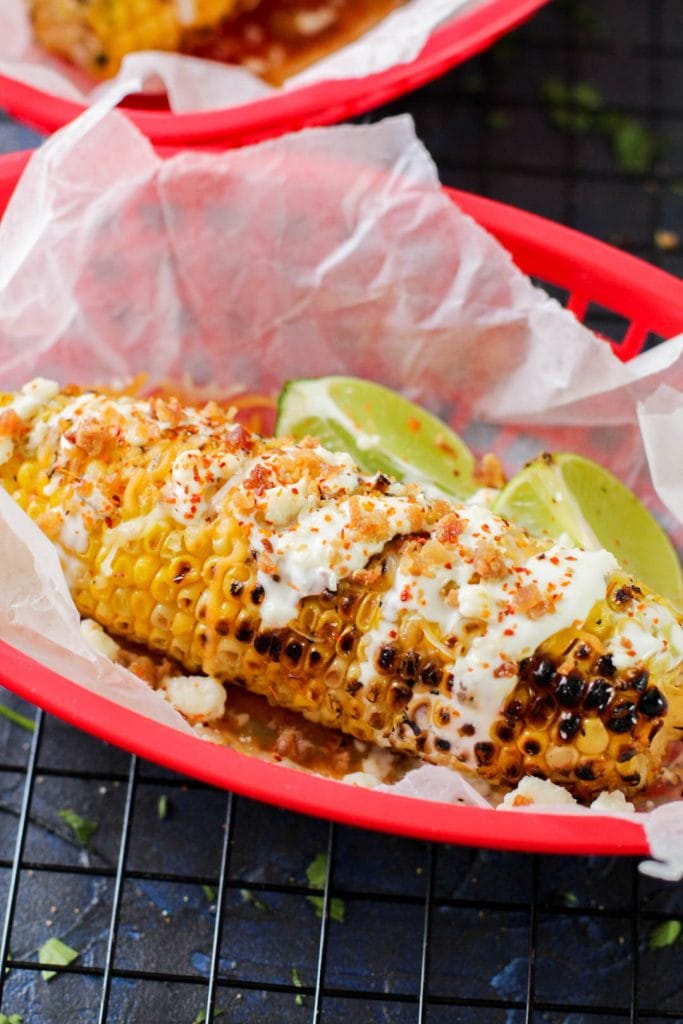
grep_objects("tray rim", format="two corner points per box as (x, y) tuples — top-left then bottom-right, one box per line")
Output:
(1, 158), (682, 857)
(0, 0), (550, 146)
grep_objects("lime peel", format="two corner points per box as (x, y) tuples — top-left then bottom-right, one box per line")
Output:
(276, 376), (478, 500)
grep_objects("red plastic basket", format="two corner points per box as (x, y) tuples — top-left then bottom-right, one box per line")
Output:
(1, 150), (682, 857)
(0, 0), (549, 147)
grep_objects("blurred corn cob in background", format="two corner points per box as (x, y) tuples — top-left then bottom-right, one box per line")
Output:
(28, 0), (248, 77)
(2, 379), (683, 803)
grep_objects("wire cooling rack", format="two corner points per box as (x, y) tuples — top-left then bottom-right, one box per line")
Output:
(1, 1), (683, 1021)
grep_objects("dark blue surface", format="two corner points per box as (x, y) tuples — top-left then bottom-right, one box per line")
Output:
(1, 1), (683, 1021)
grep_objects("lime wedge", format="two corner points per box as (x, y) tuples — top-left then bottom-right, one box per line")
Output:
(493, 452), (683, 606)
(276, 376), (478, 499)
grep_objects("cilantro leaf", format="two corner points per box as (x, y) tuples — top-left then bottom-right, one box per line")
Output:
(38, 937), (79, 981)
(192, 1009), (225, 1023)
(239, 888), (269, 912)
(0, 705), (35, 733)
(648, 919), (682, 950)
(0, 1013), (23, 1024)
(57, 809), (98, 848)
(202, 885), (216, 904)
(157, 795), (170, 821)
(305, 853), (344, 923)
(291, 966), (304, 1006)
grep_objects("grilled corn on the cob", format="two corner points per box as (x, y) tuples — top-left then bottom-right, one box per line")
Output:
(2, 379), (683, 802)
(29, 0), (245, 77)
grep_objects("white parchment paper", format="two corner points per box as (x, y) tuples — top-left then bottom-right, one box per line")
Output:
(1, 106), (683, 875)
(0, 0), (484, 114)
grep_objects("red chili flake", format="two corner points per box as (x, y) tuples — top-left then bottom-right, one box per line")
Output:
(550, 556), (560, 565)
(445, 562), (452, 570)
(407, 417), (421, 432)
(389, 629), (398, 639)
(262, 537), (274, 553)
(503, 628), (515, 636)
(400, 586), (412, 602)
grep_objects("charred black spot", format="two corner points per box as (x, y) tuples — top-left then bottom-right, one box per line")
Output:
(523, 738), (541, 756)
(254, 633), (271, 655)
(629, 669), (650, 694)
(250, 584), (265, 605)
(613, 586), (634, 605)
(309, 649), (322, 666)
(584, 679), (612, 712)
(389, 682), (412, 705)
(215, 619), (230, 637)
(576, 761), (596, 781)
(459, 723), (475, 737)
(505, 699), (524, 721)
(229, 580), (244, 597)
(435, 738), (451, 752)
(595, 654), (616, 677)
(374, 473), (392, 492)
(401, 652), (420, 678)
(284, 640), (303, 663)
(421, 662), (441, 688)
(269, 636), (283, 661)
(377, 645), (396, 672)
(321, 588), (336, 602)
(339, 631), (356, 654)
(474, 742), (495, 766)
(346, 679), (363, 695)
(403, 715), (422, 737)
(558, 714), (581, 741)
(617, 745), (637, 763)
(639, 686), (667, 718)
(532, 658), (557, 687)
(496, 724), (515, 743)
(235, 622), (253, 643)
(555, 674), (584, 708)
(607, 702), (638, 734)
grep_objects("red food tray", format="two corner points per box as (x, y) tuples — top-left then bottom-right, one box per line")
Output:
(0, 0), (548, 147)
(1, 149), (682, 857)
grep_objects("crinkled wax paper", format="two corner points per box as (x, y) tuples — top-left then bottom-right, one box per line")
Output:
(2, 106), (683, 876)
(1, 0), (482, 113)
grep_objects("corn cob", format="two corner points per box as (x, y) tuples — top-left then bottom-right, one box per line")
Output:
(2, 378), (683, 802)
(29, 0), (245, 78)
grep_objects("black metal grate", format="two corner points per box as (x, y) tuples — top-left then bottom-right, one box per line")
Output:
(1, 1), (683, 1021)
(3, 688), (683, 1022)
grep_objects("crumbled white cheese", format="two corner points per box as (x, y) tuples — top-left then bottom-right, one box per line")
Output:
(590, 790), (635, 814)
(499, 776), (578, 808)
(80, 619), (121, 661)
(10, 378), (59, 421)
(163, 674), (227, 723)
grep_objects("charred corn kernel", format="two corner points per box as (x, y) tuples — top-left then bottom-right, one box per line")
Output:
(3, 379), (683, 803)
(29, 0), (244, 78)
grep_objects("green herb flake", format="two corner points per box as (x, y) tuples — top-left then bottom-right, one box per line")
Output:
(305, 853), (345, 923)
(0, 704), (35, 733)
(0, 1013), (23, 1024)
(202, 885), (216, 904)
(192, 1009), (225, 1024)
(610, 117), (659, 176)
(648, 919), (682, 950)
(556, 889), (579, 907)
(57, 809), (98, 848)
(239, 888), (269, 912)
(157, 794), (170, 821)
(292, 966), (304, 1006)
(38, 937), (79, 981)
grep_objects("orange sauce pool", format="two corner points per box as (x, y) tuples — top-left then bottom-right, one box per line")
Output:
(183, 0), (408, 85)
